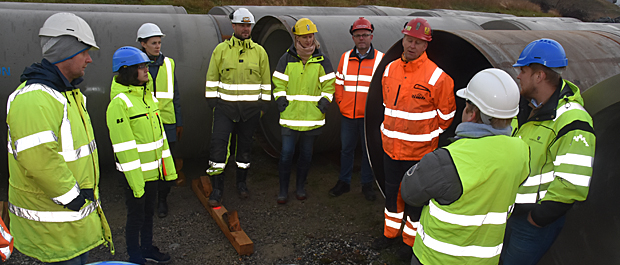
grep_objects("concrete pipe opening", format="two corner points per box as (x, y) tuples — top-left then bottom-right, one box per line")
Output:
(0, 1), (187, 14)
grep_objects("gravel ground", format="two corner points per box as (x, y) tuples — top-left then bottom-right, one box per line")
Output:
(2, 142), (410, 265)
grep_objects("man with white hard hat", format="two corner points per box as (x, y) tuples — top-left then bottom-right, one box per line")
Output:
(6, 12), (113, 264)
(401, 68), (530, 265)
(205, 8), (270, 206)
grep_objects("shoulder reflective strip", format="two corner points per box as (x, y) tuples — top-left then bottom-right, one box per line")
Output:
(319, 72), (336, 83)
(384, 61), (394, 77)
(141, 160), (160, 171)
(521, 171), (554, 187)
(236, 161), (250, 169)
(260, 84), (272, 91)
(554, 102), (587, 121)
(335, 79), (345, 85)
(136, 139), (164, 153)
(155, 57), (174, 99)
(437, 109), (456, 120)
(273, 71), (289, 82)
(385, 108), (437, 121)
(273, 91), (287, 98)
(152, 93), (159, 103)
(116, 160), (141, 172)
(428, 202), (508, 226)
(113, 140), (137, 153)
(114, 93), (133, 108)
(554, 153), (593, 167)
(342, 51), (351, 78)
(287, 95), (322, 102)
(381, 123), (442, 142)
(344, 86), (369, 93)
(385, 219), (402, 229)
(220, 83), (262, 91)
(218, 93), (261, 102)
(51, 182), (80, 205)
(9, 200), (98, 223)
(418, 224), (503, 258)
(60, 140), (97, 162)
(279, 119), (325, 127)
(555, 172), (591, 187)
(14, 130), (57, 153)
(372, 52), (384, 76)
(7, 84), (67, 113)
(205, 91), (218, 98)
(209, 160), (226, 169)
(428, 68), (444, 86)
(205, 81), (221, 88)
(0, 246), (11, 261)
(82, 94), (87, 108)
(162, 149), (171, 158)
(321, 92), (334, 101)
(261, 94), (271, 101)
(384, 208), (404, 219)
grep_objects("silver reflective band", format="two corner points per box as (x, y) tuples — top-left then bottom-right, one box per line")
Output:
(381, 123), (443, 142)
(554, 101), (587, 121)
(521, 171), (554, 187)
(0, 246), (10, 261)
(116, 160), (141, 172)
(273, 91), (287, 98)
(418, 223), (503, 258)
(60, 140), (97, 162)
(261, 94), (271, 101)
(515, 190), (547, 204)
(279, 119), (325, 127)
(319, 72), (336, 83)
(556, 172), (591, 187)
(384, 208), (404, 219)
(9, 200), (99, 223)
(321, 92), (334, 101)
(385, 108), (437, 121)
(437, 109), (456, 120)
(385, 219), (401, 229)
(136, 139), (164, 152)
(428, 68), (444, 86)
(220, 83), (262, 91)
(51, 182), (80, 206)
(114, 93), (133, 108)
(273, 71), (289, 82)
(205, 91), (218, 98)
(286, 95), (322, 102)
(554, 153), (593, 167)
(428, 202), (508, 226)
(206, 81), (220, 88)
(141, 160), (160, 171)
(155, 57), (174, 99)
(113, 140), (137, 153)
(218, 93), (261, 102)
(343, 86), (369, 93)
(162, 149), (171, 158)
(209, 160), (226, 169)
(236, 161), (250, 169)
(383, 61), (394, 77)
(13, 130), (57, 153)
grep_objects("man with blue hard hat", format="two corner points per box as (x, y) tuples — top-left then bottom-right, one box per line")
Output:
(500, 38), (596, 264)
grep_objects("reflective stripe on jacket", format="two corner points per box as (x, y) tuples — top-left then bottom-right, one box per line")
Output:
(335, 46), (383, 119)
(513, 80), (594, 205)
(151, 56), (177, 124)
(381, 52), (456, 161)
(272, 45), (336, 131)
(106, 77), (177, 198)
(205, 35), (271, 121)
(414, 135), (529, 264)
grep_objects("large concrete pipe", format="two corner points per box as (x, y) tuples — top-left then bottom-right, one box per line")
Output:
(480, 17), (620, 31)
(0, 9), (223, 179)
(365, 30), (620, 194)
(410, 8), (515, 18)
(209, 5), (385, 22)
(0, 1), (187, 14)
(251, 15), (483, 156)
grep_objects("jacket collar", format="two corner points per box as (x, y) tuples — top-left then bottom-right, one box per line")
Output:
(287, 44), (325, 62)
(227, 35), (256, 49)
(148, 52), (165, 66)
(520, 78), (574, 123)
(400, 51), (428, 70)
(21, 59), (82, 92)
(110, 76), (150, 99)
(348, 44), (376, 60)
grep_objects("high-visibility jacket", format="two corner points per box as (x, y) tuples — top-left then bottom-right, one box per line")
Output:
(335, 46), (384, 119)
(0, 209), (13, 262)
(106, 76), (177, 198)
(6, 60), (113, 262)
(272, 45), (336, 131)
(381, 52), (455, 161)
(513, 80), (594, 217)
(414, 136), (529, 265)
(149, 54), (181, 126)
(205, 35), (271, 121)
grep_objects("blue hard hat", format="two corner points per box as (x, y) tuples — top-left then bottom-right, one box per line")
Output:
(86, 261), (139, 265)
(513, 38), (568, 68)
(112, 46), (149, 72)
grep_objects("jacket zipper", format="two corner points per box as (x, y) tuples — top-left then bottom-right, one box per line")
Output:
(394, 85), (401, 106)
(354, 57), (362, 118)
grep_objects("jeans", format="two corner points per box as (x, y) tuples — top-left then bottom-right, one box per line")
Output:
(339, 115), (373, 185)
(46, 252), (89, 265)
(500, 213), (566, 265)
(125, 180), (158, 261)
(279, 128), (319, 195)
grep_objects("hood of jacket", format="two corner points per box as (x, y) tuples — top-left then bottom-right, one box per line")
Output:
(225, 34), (258, 49)
(20, 59), (83, 92)
(110, 75), (151, 100)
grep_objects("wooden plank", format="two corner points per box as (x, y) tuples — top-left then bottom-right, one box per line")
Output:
(192, 177), (254, 256)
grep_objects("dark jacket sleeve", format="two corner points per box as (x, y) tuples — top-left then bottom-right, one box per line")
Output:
(401, 148), (463, 207)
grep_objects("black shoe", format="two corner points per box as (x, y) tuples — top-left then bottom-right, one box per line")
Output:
(328, 180), (350, 197)
(362, 182), (377, 201)
(143, 246), (171, 264)
(157, 200), (168, 218)
(371, 235), (396, 250)
(396, 242), (413, 261)
(208, 189), (222, 207)
(237, 182), (249, 199)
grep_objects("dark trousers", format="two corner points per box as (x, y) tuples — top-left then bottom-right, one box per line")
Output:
(46, 252), (89, 265)
(279, 128), (319, 194)
(158, 141), (175, 200)
(125, 180), (158, 260)
(339, 115), (373, 185)
(500, 213), (566, 265)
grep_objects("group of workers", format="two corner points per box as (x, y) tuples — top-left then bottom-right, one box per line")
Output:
(3, 6), (594, 265)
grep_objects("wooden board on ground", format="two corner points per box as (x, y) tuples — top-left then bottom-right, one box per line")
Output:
(192, 176), (253, 256)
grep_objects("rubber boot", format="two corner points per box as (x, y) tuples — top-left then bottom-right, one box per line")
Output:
(208, 174), (224, 207)
(157, 194), (168, 218)
(278, 171), (289, 204)
(236, 169), (249, 199)
(295, 172), (307, 201)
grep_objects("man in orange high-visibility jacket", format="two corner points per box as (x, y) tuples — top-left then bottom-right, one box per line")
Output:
(371, 18), (456, 262)
(329, 17), (384, 201)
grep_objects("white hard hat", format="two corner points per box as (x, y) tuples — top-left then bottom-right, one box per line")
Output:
(39, 12), (98, 50)
(230, 8), (255, 24)
(136, 23), (165, 42)
(456, 68), (520, 119)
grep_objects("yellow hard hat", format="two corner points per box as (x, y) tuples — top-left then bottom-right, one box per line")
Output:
(292, 18), (318, 35)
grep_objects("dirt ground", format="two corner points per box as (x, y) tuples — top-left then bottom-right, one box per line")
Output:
(3, 141), (411, 265)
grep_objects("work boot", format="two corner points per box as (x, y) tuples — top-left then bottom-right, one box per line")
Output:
(142, 246), (171, 264)
(328, 180), (350, 197)
(278, 171), (290, 205)
(296, 172), (307, 201)
(371, 235), (396, 250)
(362, 182), (377, 201)
(236, 169), (250, 199)
(208, 175), (224, 207)
(157, 197), (168, 218)
(396, 242), (414, 261)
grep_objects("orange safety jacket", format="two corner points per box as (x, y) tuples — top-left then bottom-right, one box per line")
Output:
(335, 46), (384, 119)
(381, 52), (455, 161)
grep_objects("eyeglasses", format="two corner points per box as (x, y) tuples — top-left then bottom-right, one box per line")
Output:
(137, 63), (149, 69)
(353, 33), (372, 38)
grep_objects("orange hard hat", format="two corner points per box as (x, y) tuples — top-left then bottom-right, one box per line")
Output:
(402, 18), (432, 42)
(350, 17), (374, 35)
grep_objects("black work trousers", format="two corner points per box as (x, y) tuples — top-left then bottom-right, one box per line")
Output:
(125, 180), (157, 261)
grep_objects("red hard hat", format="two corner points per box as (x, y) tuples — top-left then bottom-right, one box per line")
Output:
(350, 17), (374, 35)
(402, 18), (432, 42)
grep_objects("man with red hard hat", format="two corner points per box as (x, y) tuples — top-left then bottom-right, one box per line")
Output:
(330, 17), (384, 201)
(371, 18), (456, 261)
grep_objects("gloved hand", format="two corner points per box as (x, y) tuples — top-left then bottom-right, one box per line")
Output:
(318, 97), (330, 114)
(176, 126), (183, 141)
(81, 188), (94, 201)
(64, 192), (86, 211)
(206, 98), (218, 109)
(276, 97), (289, 112)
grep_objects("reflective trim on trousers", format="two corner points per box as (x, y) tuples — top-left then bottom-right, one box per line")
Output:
(385, 208), (404, 219)
(236, 161), (250, 169)
(209, 160), (226, 169)
(9, 200), (99, 223)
